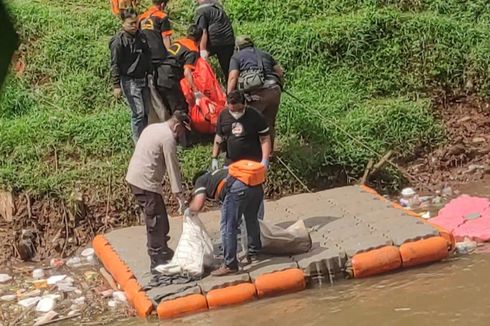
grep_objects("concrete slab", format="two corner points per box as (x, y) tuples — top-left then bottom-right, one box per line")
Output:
(292, 245), (347, 281)
(147, 284), (202, 303)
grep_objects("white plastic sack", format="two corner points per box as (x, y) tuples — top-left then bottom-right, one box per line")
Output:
(260, 219), (312, 255)
(155, 209), (213, 277)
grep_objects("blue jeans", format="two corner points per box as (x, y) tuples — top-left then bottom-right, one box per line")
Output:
(220, 179), (263, 269)
(121, 76), (151, 143)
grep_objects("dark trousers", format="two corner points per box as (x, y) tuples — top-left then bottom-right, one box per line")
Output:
(220, 179), (263, 269)
(130, 185), (170, 258)
(210, 44), (235, 81)
(157, 83), (189, 115)
(246, 85), (282, 151)
(120, 76), (151, 144)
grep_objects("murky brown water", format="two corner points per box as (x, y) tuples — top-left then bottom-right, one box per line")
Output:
(101, 180), (490, 326)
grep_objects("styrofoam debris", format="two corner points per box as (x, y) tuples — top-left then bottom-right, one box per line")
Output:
(18, 296), (41, 308)
(32, 269), (45, 280)
(47, 275), (66, 285)
(0, 295), (16, 302)
(34, 311), (58, 326)
(0, 274), (12, 283)
(421, 211), (431, 219)
(112, 291), (127, 303)
(107, 300), (117, 308)
(36, 297), (56, 312)
(73, 296), (85, 305)
(81, 248), (95, 257)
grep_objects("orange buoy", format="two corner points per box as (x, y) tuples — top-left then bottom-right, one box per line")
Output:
(122, 278), (142, 306)
(352, 246), (401, 278)
(400, 236), (449, 268)
(133, 291), (154, 318)
(158, 294), (208, 319)
(206, 283), (257, 309)
(254, 269), (305, 298)
(92, 235), (109, 257)
(428, 224), (456, 251)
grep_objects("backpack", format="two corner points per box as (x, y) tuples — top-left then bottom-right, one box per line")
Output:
(229, 160), (266, 186)
(238, 49), (265, 92)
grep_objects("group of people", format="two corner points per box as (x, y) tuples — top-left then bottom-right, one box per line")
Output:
(111, 0), (284, 277)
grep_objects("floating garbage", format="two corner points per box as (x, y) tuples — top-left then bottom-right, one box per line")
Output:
(456, 237), (478, 255)
(47, 275), (66, 285)
(36, 297), (56, 313)
(32, 268), (45, 280)
(33, 279), (48, 289)
(107, 300), (117, 308)
(421, 212), (431, 219)
(112, 291), (127, 303)
(50, 258), (65, 268)
(18, 296), (41, 308)
(0, 274), (12, 283)
(0, 294), (16, 302)
(400, 188), (421, 209)
(34, 311), (58, 326)
(73, 296), (86, 305)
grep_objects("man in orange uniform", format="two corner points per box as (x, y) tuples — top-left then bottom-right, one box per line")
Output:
(139, 0), (174, 121)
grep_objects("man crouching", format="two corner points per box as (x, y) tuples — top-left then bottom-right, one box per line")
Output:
(188, 162), (265, 276)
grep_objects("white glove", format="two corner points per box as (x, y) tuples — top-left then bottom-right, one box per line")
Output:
(176, 194), (186, 215)
(211, 158), (219, 171)
(200, 50), (209, 60)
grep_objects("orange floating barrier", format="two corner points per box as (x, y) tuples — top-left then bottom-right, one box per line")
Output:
(400, 236), (449, 268)
(92, 235), (109, 256)
(352, 246), (401, 278)
(254, 269), (305, 298)
(122, 278), (142, 306)
(158, 294), (208, 320)
(133, 291), (154, 318)
(206, 283), (257, 309)
(428, 224), (456, 251)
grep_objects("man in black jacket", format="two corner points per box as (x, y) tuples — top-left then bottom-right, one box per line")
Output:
(110, 8), (152, 143)
(194, 0), (235, 80)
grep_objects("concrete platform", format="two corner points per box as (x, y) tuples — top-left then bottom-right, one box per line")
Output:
(95, 185), (449, 317)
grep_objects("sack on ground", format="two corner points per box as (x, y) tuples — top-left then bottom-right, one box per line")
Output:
(155, 209), (214, 277)
(260, 219), (311, 255)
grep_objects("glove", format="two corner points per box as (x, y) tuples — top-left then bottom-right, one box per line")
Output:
(200, 50), (209, 60)
(193, 91), (203, 104)
(211, 158), (219, 171)
(176, 194), (187, 215)
(260, 159), (269, 170)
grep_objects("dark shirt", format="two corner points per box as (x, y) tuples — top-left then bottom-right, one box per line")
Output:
(159, 38), (199, 84)
(192, 169), (228, 201)
(109, 31), (151, 86)
(195, 1), (235, 48)
(229, 46), (281, 85)
(216, 107), (270, 163)
(138, 6), (173, 65)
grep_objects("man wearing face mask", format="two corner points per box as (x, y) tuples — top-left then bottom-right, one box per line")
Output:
(212, 90), (272, 170)
(126, 111), (190, 274)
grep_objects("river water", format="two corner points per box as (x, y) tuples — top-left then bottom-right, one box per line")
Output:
(102, 179), (490, 326)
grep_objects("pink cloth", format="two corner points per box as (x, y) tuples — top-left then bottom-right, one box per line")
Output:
(430, 195), (490, 242)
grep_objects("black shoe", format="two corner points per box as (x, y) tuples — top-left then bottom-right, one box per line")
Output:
(149, 249), (174, 274)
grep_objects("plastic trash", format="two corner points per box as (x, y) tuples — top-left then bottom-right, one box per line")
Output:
(0, 295), (16, 302)
(47, 275), (66, 285)
(36, 297), (56, 312)
(456, 237), (477, 255)
(0, 274), (12, 283)
(73, 296), (85, 305)
(66, 257), (82, 267)
(100, 289), (113, 298)
(34, 311), (58, 326)
(18, 296), (41, 308)
(50, 258), (64, 268)
(33, 279), (48, 289)
(421, 212), (431, 219)
(112, 291), (127, 303)
(32, 269), (45, 280)
(107, 300), (117, 308)
(442, 186), (453, 197)
(400, 188), (421, 209)
(401, 188), (416, 198)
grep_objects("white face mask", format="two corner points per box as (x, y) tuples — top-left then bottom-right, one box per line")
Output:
(230, 110), (245, 120)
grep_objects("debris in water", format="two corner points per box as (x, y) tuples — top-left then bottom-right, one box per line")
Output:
(0, 294), (17, 302)
(34, 311), (58, 326)
(0, 274), (12, 283)
(47, 275), (66, 285)
(18, 296), (41, 308)
(36, 297), (56, 312)
(32, 268), (45, 280)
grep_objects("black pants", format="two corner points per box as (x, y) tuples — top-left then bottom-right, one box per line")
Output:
(157, 83), (189, 115)
(210, 44), (235, 81)
(130, 185), (170, 257)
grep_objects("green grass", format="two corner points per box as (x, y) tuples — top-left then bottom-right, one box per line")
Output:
(0, 0), (488, 199)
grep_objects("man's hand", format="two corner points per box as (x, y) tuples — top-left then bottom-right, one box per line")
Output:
(113, 87), (122, 99)
(211, 158), (219, 171)
(200, 50), (209, 60)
